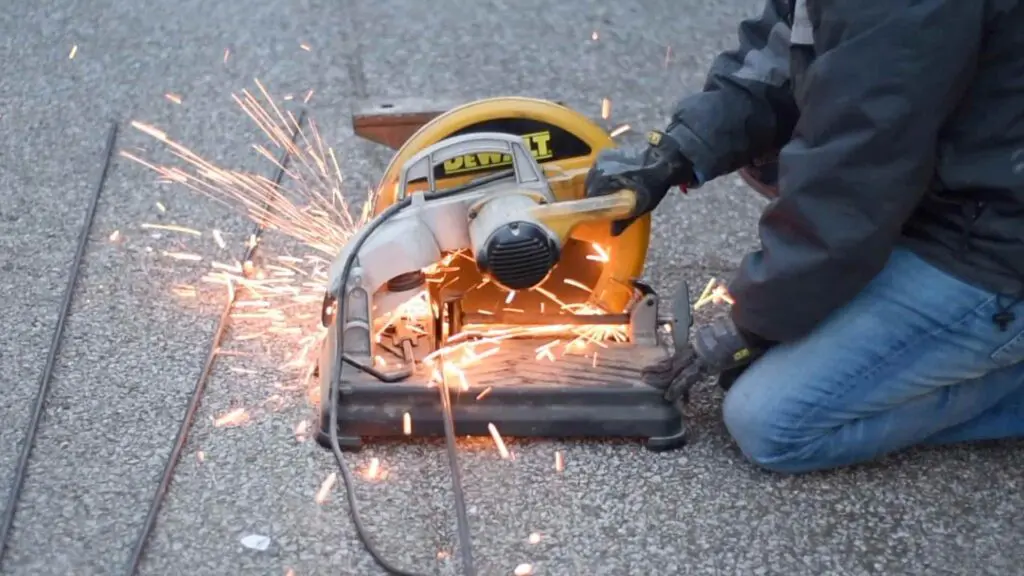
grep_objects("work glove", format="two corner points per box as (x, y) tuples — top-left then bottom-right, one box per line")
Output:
(584, 130), (695, 236)
(643, 315), (773, 403)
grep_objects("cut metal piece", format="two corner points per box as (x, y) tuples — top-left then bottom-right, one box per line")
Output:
(353, 98), (457, 149)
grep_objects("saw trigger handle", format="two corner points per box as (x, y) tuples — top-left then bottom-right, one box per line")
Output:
(527, 188), (637, 244)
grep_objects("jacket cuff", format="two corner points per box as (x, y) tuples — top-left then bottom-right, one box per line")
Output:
(664, 121), (718, 189)
(729, 305), (778, 349)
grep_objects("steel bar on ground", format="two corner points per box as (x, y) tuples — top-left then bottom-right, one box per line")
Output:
(0, 121), (120, 568)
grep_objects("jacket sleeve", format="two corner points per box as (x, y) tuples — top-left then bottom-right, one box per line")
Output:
(666, 0), (799, 183)
(728, 0), (986, 343)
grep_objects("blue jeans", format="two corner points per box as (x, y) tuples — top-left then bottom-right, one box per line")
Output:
(723, 247), (1024, 474)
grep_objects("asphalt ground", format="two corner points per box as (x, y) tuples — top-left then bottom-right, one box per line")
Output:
(2, 1), (1022, 575)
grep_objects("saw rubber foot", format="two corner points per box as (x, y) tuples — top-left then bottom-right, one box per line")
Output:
(644, 423), (688, 452)
(315, 430), (363, 452)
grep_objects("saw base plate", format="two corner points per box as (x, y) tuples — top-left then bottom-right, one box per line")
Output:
(316, 339), (687, 452)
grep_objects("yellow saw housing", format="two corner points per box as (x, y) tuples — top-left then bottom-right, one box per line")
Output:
(371, 97), (651, 315)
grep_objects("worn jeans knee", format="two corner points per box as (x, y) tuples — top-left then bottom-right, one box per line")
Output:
(719, 247), (1024, 474)
(721, 381), (799, 473)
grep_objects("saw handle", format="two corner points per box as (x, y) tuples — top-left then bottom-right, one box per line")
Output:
(528, 189), (638, 243)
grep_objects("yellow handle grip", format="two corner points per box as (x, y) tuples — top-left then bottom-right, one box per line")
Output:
(528, 189), (637, 243)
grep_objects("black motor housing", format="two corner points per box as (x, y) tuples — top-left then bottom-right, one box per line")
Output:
(475, 221), (560, 291)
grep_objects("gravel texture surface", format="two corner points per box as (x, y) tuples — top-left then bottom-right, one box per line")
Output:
(2, 1), (1022, 575)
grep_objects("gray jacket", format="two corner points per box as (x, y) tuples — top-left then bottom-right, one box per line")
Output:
(667, 0), (1024, 343)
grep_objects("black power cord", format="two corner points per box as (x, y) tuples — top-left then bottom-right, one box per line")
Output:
(327, 198), (428, 576)
(325, 174), (516, 576)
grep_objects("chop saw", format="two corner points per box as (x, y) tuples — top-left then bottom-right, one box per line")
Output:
(315, 97), (694, 452)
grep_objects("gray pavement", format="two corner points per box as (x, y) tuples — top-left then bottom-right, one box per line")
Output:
(2, 1), (1022, 575)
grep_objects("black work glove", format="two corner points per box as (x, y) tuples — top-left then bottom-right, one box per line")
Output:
(584, 130), (695, 236)
(642, 315), (774, 403)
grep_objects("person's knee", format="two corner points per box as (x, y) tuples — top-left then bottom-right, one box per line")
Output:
(722, 372), (820, 475)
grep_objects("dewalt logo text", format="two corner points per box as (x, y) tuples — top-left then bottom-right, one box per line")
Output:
(441, 131), (553, 175)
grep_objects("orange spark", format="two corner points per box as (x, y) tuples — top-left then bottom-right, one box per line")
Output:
(162, 251), (202, 262)
(601, 98), (611, 120)
(315, 472), (337, 504)
(610, 124), (631, 138)
(213, 408), (248, 428)
(294, 420), (309, 442)
(364, 457), (381, 480)
(449, 365), (469, 391)
(142, 223), (202, 236)
(488, 423), (510, 459)
(694, 278), (734, 309)
(563, 278), (592, 293)
(699, 278), (716, 300)
(131, 121), (168, 142)
(587, 243), (609, 262)
(165, 93), (183, 105)
(712, 285), (735, 305)
(68, 45), (78, 59)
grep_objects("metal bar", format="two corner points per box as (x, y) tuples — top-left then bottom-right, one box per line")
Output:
(437, 354), (477, 576)
(352, 98), (454, 149)
(0, 120), (119, 567)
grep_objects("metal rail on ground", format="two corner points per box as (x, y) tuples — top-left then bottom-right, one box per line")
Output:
(0, 121), (120, 569)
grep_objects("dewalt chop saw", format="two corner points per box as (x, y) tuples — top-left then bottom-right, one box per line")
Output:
(315, 97), (693, 452)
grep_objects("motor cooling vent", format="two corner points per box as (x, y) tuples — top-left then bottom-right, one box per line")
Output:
(476, 221), (559, 290)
